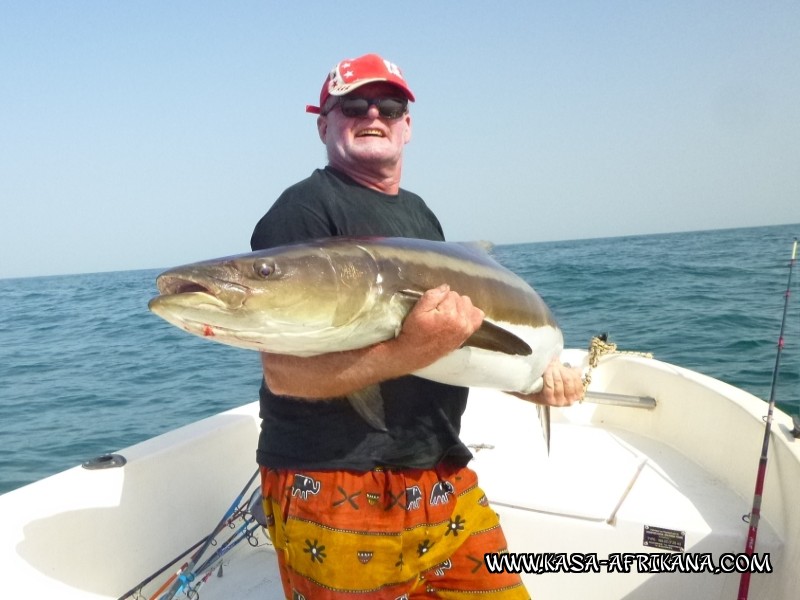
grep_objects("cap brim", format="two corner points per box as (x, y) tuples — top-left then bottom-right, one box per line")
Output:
(306, 105), (321, 114)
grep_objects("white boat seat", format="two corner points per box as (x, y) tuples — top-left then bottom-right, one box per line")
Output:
(460, 388), (782, 555)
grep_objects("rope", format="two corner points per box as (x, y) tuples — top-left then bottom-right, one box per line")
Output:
(581, 335), (653, 397)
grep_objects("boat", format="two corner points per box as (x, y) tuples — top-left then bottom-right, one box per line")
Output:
(1, 348), (799, 599)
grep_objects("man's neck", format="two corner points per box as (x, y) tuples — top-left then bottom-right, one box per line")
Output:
(328, 160), (402, 195)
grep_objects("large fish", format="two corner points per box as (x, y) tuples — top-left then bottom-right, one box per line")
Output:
(148, 237), (563, 434)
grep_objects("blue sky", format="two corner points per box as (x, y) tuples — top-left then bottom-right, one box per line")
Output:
(2, 1), (799, 278)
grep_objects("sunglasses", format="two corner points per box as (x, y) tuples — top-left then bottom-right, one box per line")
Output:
(326, 96), (409, 119)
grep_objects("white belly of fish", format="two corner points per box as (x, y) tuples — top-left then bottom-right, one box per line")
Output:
(412, 322), (564, 394)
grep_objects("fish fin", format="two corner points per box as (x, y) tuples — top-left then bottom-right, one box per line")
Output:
(537, 404), (551, 456)
(464, 321), (532, 356)
(395, 289), (424, 315)
(348, 385), (388, 432)
(528, 377), (550, 455)
(456, 240), (495, 255)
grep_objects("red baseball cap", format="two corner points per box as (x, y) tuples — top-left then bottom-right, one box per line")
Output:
(306, 53), (415, 114)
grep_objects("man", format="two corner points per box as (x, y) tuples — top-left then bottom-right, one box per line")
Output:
(252, 53), (583, 599)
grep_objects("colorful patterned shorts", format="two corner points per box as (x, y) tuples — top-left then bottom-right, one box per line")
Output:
(260, 464), (530, 599)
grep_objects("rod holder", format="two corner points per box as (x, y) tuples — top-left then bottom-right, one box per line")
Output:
(584, 390), (657, 409)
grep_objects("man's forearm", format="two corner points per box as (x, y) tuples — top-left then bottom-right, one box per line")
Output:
(260, 341), (409, 400)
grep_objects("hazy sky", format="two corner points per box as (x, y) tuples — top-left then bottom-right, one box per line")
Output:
(2, 1), (799, 279)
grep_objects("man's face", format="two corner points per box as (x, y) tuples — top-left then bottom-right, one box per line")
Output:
(317, 82), (412, 176)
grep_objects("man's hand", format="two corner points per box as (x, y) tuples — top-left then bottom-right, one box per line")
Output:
(512, 358), (584, 407)
(394, 284), (485, 372)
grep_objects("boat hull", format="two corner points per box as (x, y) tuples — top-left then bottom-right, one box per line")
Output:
(1, 350), (798, 599)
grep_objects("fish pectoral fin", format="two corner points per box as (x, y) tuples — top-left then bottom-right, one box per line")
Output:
(347, 385), (388, 432)
(397, 289), (424, 303)
(464, 321), (532, 356)
(393, 289), (425, 336)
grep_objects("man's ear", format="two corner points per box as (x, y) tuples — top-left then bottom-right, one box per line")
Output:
(317, 115), (327, 142)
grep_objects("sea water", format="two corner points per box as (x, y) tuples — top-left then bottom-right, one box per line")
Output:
(1, 224), (798, 494)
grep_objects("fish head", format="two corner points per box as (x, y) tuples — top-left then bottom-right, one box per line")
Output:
(148, 242), (379, 353)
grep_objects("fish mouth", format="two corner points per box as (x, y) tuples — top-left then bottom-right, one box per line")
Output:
(153, 273), (247, 309)
(156, 274), (214, 297)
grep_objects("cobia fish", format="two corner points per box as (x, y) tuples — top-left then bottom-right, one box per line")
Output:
(148, 237), (563, 433)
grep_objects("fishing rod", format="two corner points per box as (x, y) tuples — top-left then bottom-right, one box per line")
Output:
(191, 490), (265, 580)
(737, 238), (797, 600)
(185, 519), (263, 597)
(118, 475), (260, 600)
(149, 518), (261, 600)
(116, 535), (209, 600)
(157, 467), (261, 600)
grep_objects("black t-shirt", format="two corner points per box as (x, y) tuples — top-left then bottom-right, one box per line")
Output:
(250, 167), (472, 470)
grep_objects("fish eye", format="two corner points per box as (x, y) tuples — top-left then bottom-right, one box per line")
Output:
(255, 261), (276, 278)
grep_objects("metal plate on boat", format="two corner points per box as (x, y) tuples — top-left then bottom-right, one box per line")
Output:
(642, 525), (686, 552)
